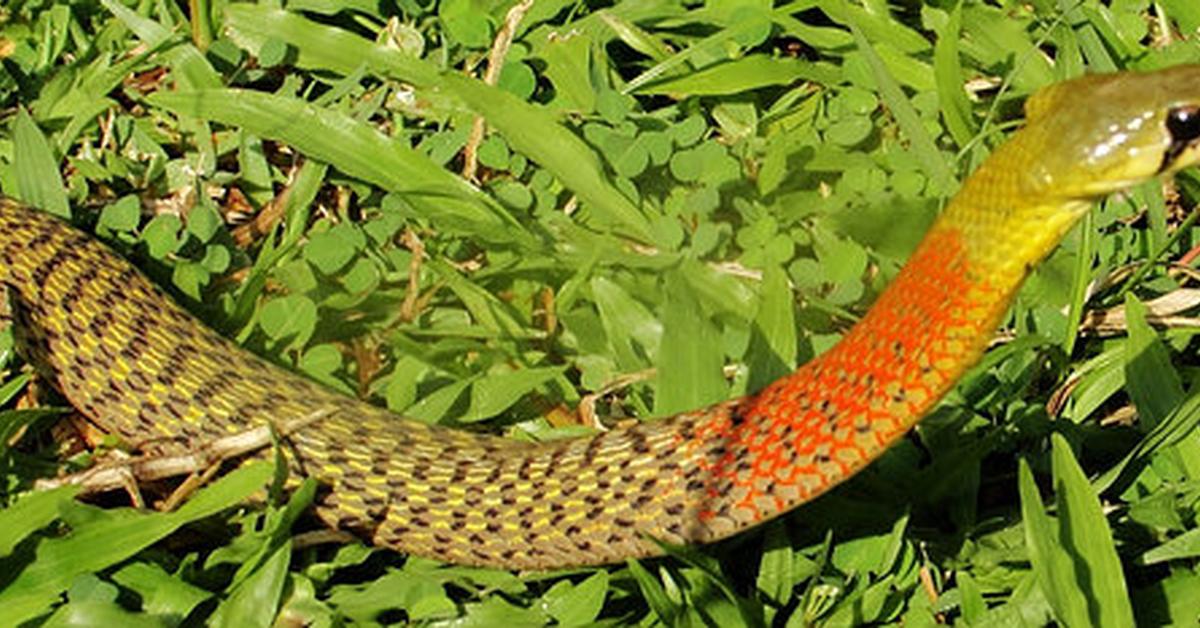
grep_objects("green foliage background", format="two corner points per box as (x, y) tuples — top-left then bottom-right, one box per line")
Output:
(1, 0), (1200, 625)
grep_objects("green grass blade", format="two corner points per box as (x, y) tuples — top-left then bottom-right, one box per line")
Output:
(931, 4), (975, 149)
(1123, 294), (1184, 426)
(99, 0), (220, 89)
(818, 1), (931, 54)
(620, 15), (770, 95)
(431, 260), (530, 336)
(222, 5), (438, 85)
(542, 570), (609, 625)
(1140, 526), (1200, 565)
(846, 24), (955, 193)
(211, 540), (292, 628)
(1135, 172), (1170, 252)
(960, 5), (1055, 91)
(1067, 5), (1119, 72)
(771, 11), (853, 49)
(110, 563), (212, 619)
(636, 56), (835, 96)
(1123, 293), (1200, 478)
(625, 559), (680, 624)
(1018, 456), (1091, 628)
(1093, 391), (1200, 494)
(957, 570), (986, 624)
(756, 524), (794, 608)
(591, 276), (660, 372)
(1049, 433), (1135, 628)
(11, 108), (69, 218)
(596, 11), (673, 62)
(746, 264), (796, 392)
(147, 89), (529, 245)
(0, 487), (79, 558)
(654, 270), (726, 415)
(1062, 211), (1095, 357)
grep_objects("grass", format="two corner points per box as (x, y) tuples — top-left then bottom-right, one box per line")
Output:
(1, 0), (1200, 625)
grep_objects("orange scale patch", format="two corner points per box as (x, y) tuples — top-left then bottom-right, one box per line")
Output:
(699, 227), (994, 522)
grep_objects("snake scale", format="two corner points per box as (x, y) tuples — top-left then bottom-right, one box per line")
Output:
(3, 66), (1200, 569)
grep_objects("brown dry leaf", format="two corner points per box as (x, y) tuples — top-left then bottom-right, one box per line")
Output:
(1079, 289), (1200, 335)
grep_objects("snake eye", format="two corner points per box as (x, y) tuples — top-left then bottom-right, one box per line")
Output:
(1168, 106), (1200, 143)
(1162, 105), (1200, 172)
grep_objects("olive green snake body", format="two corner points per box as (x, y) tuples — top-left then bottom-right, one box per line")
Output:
(3, 66), (1200, 568)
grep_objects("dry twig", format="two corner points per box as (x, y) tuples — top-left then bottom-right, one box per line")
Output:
(36, 409), (335, 505)
(461, 0), (535, 181)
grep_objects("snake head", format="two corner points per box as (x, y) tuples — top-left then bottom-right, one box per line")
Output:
(1019, 64), (1200, 199)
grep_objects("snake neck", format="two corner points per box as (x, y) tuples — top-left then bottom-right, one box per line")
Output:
(690, 175), (1089, 530)
(941, 132), (1093, 282)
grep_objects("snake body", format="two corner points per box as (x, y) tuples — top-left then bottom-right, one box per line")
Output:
(4, 66), (1200, 569)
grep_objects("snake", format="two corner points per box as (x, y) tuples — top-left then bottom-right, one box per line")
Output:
(3, 66), (1200, 570)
